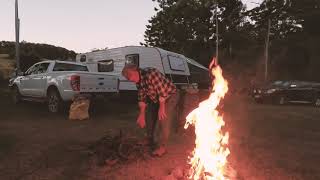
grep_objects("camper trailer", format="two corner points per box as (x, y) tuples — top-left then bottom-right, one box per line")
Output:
(76, 46), (209, 91)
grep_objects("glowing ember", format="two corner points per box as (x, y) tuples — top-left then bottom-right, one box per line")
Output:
(184, 59), (230, 180)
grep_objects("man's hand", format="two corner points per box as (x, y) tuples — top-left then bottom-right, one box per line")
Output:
(137, 113), (146, 128)
(158, 106), (167, 121)
(158, 98), (167, 121)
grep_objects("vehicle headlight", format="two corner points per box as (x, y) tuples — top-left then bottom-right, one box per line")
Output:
(267, 89), (277, 94)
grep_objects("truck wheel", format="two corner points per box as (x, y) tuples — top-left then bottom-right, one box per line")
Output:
(254, 98), (263, 104)
(47, 89), (62, 113)
(278, 96), (286, 105)
(12, 86), (21, 104)
(314, 97), (320, 107)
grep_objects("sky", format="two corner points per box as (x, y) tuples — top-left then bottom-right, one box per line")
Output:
(0, 0), (262, 53)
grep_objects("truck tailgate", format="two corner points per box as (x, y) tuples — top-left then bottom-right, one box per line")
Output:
(78, 73), (118, 92)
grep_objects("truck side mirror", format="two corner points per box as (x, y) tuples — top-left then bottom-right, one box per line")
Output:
(17, 71), (25, 76)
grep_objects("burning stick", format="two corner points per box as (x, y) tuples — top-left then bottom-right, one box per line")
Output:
(184, 58), (230, 180)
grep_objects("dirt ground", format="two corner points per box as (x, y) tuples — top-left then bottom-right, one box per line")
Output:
(0, 85), (320, 180)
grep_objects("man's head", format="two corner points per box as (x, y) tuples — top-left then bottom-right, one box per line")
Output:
(122, 65), (140, 83)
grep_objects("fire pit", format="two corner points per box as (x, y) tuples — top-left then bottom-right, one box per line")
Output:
(88, 130), (151, 166)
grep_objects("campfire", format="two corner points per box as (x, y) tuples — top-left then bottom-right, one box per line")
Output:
(184, 59), (230, 180)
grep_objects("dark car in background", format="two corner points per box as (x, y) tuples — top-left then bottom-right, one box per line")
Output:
(252, 80), (320, 107)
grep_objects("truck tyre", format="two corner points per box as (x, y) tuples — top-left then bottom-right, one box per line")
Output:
(314, 97), (320, 107)
(278, 96), (286, 105)
(47, 88), (62, 113)
(12, 86), (21, 104)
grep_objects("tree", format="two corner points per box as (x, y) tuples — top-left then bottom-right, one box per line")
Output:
(0, 41), (77, 71)
(247, 0), (303, 42)
(143, 0), (320, 81)
(289, 0), (320, 35)
(143, 0), (245, 66)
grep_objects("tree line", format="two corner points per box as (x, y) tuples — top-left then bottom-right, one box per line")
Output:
(142, 0), (320, 82)
(0, 41), (76, 72)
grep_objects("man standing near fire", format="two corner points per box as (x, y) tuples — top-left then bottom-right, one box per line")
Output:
(122, 65), (179, 157)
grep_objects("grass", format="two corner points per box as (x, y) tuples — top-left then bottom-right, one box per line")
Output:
(0, 134), (17, 160)
(0, 88), (319, 179)
(225, 97), (320, 180)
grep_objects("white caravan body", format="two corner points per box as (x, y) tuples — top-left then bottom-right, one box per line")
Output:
(76, 46), (208, 90)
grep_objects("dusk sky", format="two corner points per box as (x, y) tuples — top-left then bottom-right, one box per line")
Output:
(0, 0), (262, 53)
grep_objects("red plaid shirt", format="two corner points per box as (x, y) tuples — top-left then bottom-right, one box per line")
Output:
(137, 68), (176, 103)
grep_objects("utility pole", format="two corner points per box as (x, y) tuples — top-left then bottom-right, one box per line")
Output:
(265, 18), (271, 82)
(264, 0), (271, 82)
(15, 0), (20, 72)
(215, 2), (219, 65)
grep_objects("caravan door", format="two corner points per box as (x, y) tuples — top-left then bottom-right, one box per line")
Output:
(161, 54), (190, 85)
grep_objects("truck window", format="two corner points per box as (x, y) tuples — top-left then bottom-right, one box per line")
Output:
(25, 64), (39, 75)
(37, 63), (50, 74)
(125, 54), (139, 67)
(98, 60), (114, 72)
(168, 55), (186, 71)
(53, 63), (88, 72)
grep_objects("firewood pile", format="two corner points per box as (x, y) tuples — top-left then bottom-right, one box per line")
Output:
(88, 130), (151, 166)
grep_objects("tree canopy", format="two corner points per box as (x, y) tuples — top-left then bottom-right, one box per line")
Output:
(143, 0), (320, 81)
(0, 41), (76, 71)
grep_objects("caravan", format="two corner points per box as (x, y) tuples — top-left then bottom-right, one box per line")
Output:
(76, 46), (209, 91)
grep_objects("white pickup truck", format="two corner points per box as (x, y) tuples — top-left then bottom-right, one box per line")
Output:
(10, 60), (119, 113)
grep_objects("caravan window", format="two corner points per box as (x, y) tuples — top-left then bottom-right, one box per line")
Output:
(168, 56), (186, 71)
(98, 60), (114, 72)
(125, 54), (139, 67)
(80, 55), (86, 62)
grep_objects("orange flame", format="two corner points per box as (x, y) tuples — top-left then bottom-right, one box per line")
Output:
(184, 61), (230, 180)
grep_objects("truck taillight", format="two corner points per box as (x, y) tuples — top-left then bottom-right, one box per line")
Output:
(70, 75), (80, 91)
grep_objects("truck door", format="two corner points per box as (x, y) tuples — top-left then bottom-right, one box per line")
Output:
(20, 64), (39, 96)
(32, 62), (50, 97)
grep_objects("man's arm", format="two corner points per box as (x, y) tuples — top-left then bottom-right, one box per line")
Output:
(137, 87), (147, 128)
(137, 101), (147, 128)
(138, 101), (147, 113)
(158, 97), (167, 121)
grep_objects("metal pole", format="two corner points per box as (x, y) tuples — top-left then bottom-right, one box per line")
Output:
(265, 14), (271, 82)
(215, 2), (219, 65)
(15, 0), (20, 72)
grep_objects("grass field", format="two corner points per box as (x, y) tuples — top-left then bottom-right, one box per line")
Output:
(0, 87), (319, 180)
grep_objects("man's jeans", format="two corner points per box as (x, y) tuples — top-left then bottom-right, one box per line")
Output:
(145, 100), (158, 146)
(145, 92), (180, 147)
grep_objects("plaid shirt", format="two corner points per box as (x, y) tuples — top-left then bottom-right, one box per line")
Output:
(137, 68), (176, 103)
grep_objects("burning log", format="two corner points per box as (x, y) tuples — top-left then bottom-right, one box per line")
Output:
(162, 164), (239, 180)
